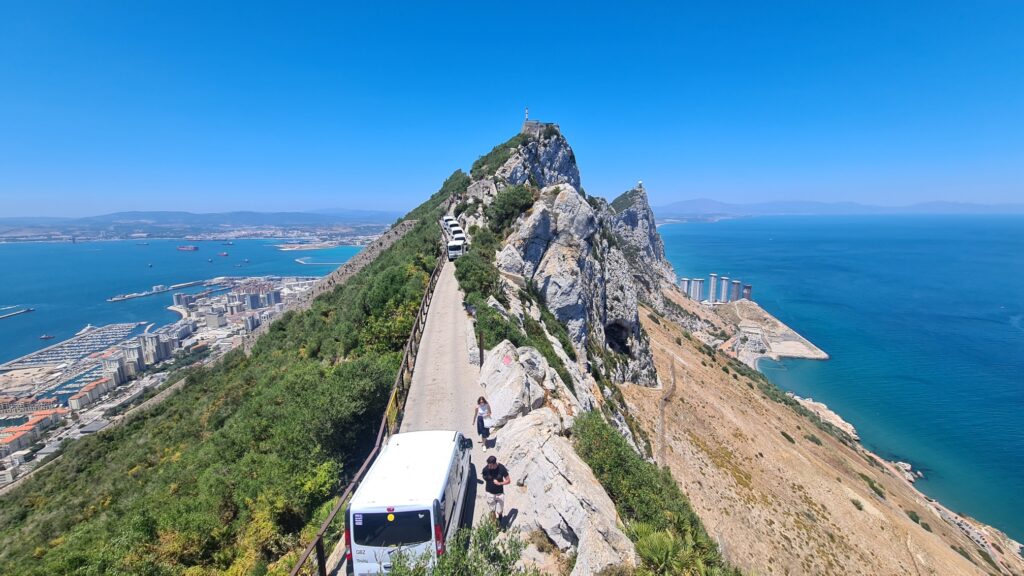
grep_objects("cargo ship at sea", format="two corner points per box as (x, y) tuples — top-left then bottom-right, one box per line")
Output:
(177, 245), (199, 251)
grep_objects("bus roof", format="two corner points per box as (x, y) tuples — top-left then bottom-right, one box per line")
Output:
(349, 430), (459, 510)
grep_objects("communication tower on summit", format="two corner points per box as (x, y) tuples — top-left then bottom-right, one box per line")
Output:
(525, 106), (529, 121)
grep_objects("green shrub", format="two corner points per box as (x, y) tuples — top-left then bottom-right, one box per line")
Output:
(858, 473), (886, 499)
(804, 433), (823, 446)
(851, 499), (864, 511)
(572, 413), (739, 575)
(541, 306), (577, 361)
(389, 520), (540, 575)
(921, 521), (932, 532)
(524, 315), (574, 393)
(780, 430), (796, 443)
(470, 133), (531, 180)
(485, 185), (535, 235)
(906, 510), (921, 524)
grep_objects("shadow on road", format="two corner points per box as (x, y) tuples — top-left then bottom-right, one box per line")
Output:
(502, 508), (519, 531)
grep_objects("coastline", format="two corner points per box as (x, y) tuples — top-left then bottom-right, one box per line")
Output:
(732, 301), (1024, 567)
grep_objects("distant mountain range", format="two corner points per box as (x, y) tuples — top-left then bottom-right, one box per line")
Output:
(654, 199), (1024, 220)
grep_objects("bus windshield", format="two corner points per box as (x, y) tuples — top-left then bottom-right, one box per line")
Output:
(352, 510), (432, 547)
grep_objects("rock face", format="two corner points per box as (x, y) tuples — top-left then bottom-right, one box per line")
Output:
(610, 185), (676, 288)
(500, 408), (637, 576)
(478, 338), (635, 574)
(491, 177), (671, 387)
(495, 134), (581, 191)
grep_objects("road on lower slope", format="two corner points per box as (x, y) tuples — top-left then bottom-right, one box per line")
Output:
(399, 261), (491, 525)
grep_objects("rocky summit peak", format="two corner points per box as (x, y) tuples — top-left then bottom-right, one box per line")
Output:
(461, 128), (677, 388)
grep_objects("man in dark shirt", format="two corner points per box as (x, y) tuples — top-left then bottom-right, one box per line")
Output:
(481, 455), (511, 524)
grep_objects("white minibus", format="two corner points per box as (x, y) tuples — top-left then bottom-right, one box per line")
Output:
(446, 240), (466, 261)
(345, 430), (473, 574)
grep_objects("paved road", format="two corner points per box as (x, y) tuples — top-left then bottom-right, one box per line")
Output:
(401, 261), (478, 433)
(329, 260), (490, 572)
(400, 261), (490, 525)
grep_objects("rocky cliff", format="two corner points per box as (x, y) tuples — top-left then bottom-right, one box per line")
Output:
(452, 125), (1024, 576)
(466, 129), (674, 390)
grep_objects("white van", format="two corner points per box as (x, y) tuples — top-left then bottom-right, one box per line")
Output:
(442, 216), (457, 230)
(451, 232), (466, 244)
(446, 240), (466, 261)
(345, 430), (473, 574)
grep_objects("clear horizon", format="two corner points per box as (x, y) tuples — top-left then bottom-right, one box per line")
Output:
(1, 1), (1021, 217)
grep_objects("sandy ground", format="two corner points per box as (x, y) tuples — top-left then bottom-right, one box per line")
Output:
(620, 304), (1024, 576)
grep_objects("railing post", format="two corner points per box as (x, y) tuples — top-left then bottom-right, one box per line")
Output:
(315, 538), (327, 576)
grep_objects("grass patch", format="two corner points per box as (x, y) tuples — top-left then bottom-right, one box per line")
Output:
(858, 473), (886, 499)
(804, 433), (823, 446)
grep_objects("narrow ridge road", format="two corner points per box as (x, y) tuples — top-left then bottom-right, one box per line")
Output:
(399, 261), (490, 525)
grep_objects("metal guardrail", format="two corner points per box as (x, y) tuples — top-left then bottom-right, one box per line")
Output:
(289, 206), (452, 576)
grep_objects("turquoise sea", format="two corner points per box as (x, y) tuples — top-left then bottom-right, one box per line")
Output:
(661, 215), (1024, 542)
(0, 239), (359, 366)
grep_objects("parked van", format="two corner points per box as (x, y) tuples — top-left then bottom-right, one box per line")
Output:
(446, 240), (466, 261)
(451, 232), (466, 244)
(345, 430), (473, 574)
(442, 216), (457, 230)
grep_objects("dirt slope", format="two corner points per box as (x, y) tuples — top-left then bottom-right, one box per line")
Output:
(620, 298), (1024, 575)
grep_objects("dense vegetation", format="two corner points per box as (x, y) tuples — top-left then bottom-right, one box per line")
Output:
(388, 521), (540, 576)
(573, 412), (741, 576)
(0, 171), (468, 575)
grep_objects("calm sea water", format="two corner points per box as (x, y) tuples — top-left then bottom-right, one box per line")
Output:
(0, 239), (359, 365)
(661, 215), (1024, 542)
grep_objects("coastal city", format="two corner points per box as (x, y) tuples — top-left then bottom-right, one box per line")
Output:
(0, 274), (320, 488)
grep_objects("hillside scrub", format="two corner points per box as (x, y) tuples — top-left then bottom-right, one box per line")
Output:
(0, 172), (466, 575)
(572, 412), (740, 575)
(485, 185), (535, 235)
(470, 133), (531, 180)
(387, 521), (541, 576)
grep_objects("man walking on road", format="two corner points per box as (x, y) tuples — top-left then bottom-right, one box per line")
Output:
(481, 455), (511, 526)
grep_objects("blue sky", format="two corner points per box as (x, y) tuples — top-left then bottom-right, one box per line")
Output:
(1, 1), (1021, 216)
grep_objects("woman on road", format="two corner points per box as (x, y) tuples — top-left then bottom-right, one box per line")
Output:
(475, 396), (492, 451)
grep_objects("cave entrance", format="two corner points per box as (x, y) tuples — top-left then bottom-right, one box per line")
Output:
(604, 321), (632, 356)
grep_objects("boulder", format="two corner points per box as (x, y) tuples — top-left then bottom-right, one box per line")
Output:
(479, 341), (546, 427)
(500, 408), (636, 575)
(467, 178), (498, 205)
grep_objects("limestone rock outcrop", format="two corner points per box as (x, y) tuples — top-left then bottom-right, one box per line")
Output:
(478, 340), (580, 430)
(495, 134), (581, 191)
(500, 408), (636, 576)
